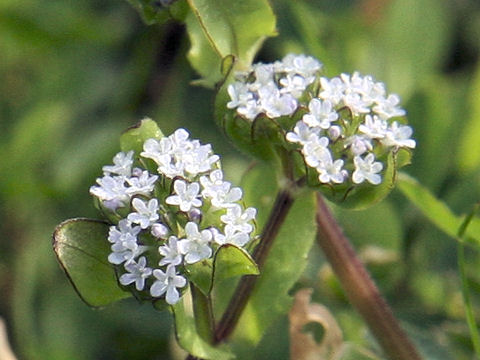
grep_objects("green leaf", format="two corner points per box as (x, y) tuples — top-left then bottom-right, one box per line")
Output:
(185, 0), (277, 87)
(120, 117), (164, 154)
(185, 259), (213, 296)
(171, 298), (234, 360)
(233, 164), (316, 346)
(52, 218), (130, 307)
(397, 173), (480, 247)
(213, 244), (259, 283)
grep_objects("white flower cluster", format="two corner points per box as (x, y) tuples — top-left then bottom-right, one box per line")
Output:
(90, 129), (257, 305)
(227, 54), (323, 120)
(226, 54), (416, 187)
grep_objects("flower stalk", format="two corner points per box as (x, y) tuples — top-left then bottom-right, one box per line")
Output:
(315, 192), (422, 360)
(214, 185), (296, 343)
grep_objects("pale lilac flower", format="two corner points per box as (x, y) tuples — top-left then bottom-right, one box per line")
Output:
(128, 198), (159, 229)
(165, 180), (202, 212)
(177, 222), (213, 264)
(150, 265), (187, 305)
(151, 223), (169, 238)
(345, 135), (373, 156)
(352, 153), (383, 185)
(158, 236), (182, 266)
(119, 256), (152, 291)
(280, 74), (309, 98)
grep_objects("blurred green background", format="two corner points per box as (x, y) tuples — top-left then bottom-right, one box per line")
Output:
(1, 0), (480, 359)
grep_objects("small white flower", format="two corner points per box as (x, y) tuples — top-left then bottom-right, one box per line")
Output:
(102, 151), (134, 176)
(182, 144), (219, 176)
(166, 180), (202, 212)
(150, 265), (187, 305)
(286, 121), (321, 145)
(302, 98), (338, 129)
(119, 256), (152, 291)
(126, 170), (158, 197)
(279, 74), (309, 98)
(177, 222), (213, 264)
(220, 205), (256, 234)
(382, 122), (416, 149)
(319, 77), (345, 105)
(227, 82), (253, 109)
(281, 54), (322, 79)
(316, 156), (347, 184)
(359, 115), (388, 140)
(158, 236), (182, 266)
(108, 240), (147, 265)
(259, 85), (298, 118)
(343, 92), (370, 115)
(352, 153), (383, 185)
(373, 94), (406, 120)
(302, 136), (331, 168)
(108, 219), (141, 245)
(200, 170), (243, 208)
(212, 225), (250, 247)
(89, 175), (130, 211)
(128, 198), (160, 229)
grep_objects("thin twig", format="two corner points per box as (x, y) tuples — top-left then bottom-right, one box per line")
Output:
(315, 193), (422, 360)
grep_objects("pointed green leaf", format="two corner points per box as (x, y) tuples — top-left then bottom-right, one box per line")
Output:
(213, 244), (259, 283)
(397, 173), (480, 247)
(53, 218), (130, 307)
(233, 164), (316, 346)
(171, 298), (234, 360)
(185, 0), (277, 87)
(120, 118), (164, 154)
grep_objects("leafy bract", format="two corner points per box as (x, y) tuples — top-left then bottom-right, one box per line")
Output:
(323, 148), (411, 210)
(171, 298), (234, 360)
(120, 117), (164, 154)
(397, 173), (480, 247)
(185, 0), (277, 87)
(186, 244), (259, 296)
(53, 218), (130, 307)
(233, 163), (316, 346)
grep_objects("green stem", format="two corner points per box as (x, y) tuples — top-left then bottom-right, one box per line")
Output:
(315, 193), (422, 360)
(190, 283), (215, 344)
(214, 186), (296, 343)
